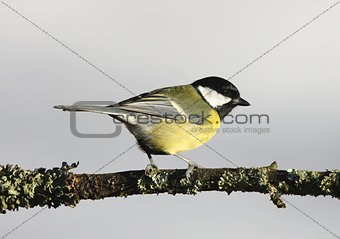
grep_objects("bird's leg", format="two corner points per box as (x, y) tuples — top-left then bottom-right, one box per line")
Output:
(174, 154), (203, 179)
(145, 153), (158, 174)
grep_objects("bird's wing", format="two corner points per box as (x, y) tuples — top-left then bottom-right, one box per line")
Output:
(109, 90), (186, 120)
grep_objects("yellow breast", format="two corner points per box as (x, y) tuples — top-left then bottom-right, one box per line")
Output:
(149, 108), (221, 154)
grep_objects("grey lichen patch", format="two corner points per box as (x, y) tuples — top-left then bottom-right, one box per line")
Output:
(320, 170), (340, 194)
(248, 167), (269, 187)
(0, 162), (79, 214)
(287, 169), (329, 192)
(137, 170), (203, 195)
(218, 168), (249, 194)
(218, 162), (286, 208)
(137, 169), (170, 193)
(179, 178), (202, 195)
(287, 169), (308, 185)
(218, 165), (274, 194)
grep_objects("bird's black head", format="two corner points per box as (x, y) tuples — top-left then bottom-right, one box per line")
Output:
(192, 76), (250, 119)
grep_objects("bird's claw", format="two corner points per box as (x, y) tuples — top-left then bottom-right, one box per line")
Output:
(145, 163), (158, 175)
(185, 162), (203, 180)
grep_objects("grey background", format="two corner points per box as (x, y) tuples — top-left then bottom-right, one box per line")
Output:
(1, 1), (339, 238)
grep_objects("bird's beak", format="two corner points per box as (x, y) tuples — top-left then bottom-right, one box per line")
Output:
(235, 97), (250, 106)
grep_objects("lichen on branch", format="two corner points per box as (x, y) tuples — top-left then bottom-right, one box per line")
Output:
(0, 161), (339, 214)
(0, 162), (79, 214)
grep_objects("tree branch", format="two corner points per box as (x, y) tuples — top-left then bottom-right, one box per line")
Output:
(1, 162), (339, 213)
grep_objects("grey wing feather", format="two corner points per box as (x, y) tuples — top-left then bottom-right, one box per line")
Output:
(111, 93), (183, 119)
(55, 92), (184, 121)
(53, 105), (130, 115)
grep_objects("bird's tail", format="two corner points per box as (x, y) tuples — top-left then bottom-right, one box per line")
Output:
(54, 105), (124, 115)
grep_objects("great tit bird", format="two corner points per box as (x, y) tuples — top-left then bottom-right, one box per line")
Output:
(54, 76), (250, 177)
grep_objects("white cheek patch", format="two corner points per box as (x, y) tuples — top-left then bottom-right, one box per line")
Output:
(197, 86), (232, 108)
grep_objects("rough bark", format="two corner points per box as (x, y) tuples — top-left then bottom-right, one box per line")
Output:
(1, 162), (339, 213)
